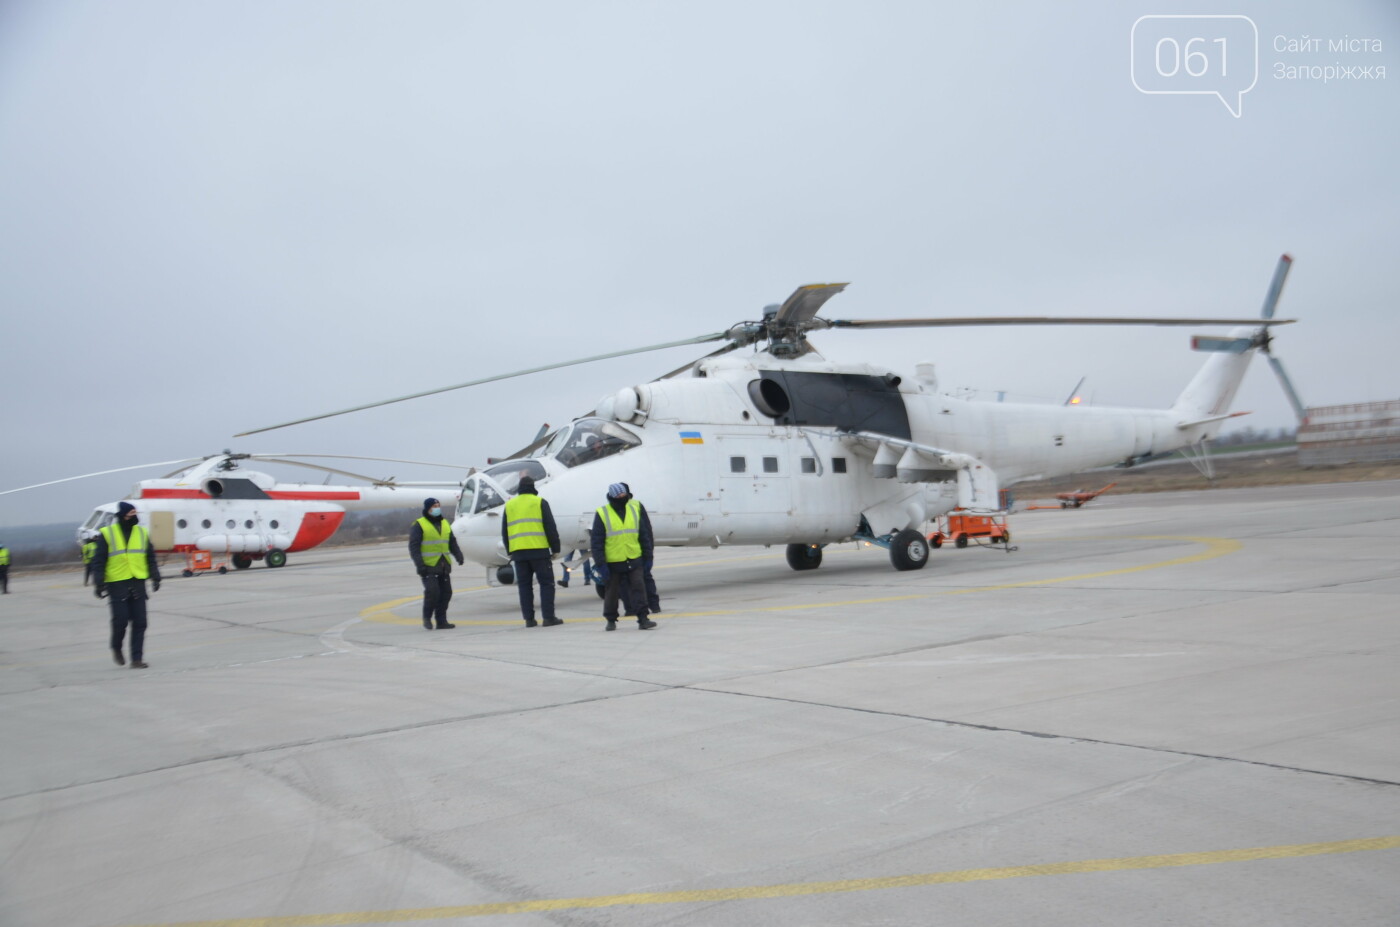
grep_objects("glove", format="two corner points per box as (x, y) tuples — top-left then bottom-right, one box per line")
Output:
(95, 584), (107, 599)
(594, 564), (610, 583)
(455, 556), (464, 566)
(151, 579), (161, 593)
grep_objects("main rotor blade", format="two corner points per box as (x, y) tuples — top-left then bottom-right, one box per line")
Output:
(1266, 354), (1308, 424)
(235, 332), (732, 436)
(773, 283), (849, 325)
(1260, 254), (1293, 320)
(824, 316), (1296, 330)
(252, 457), (424, 485)
(0, 458), (206, 496)
(249, 454), (471, 469)
(654, 341), (744, 381)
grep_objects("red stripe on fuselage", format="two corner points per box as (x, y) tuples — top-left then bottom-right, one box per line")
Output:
(267, 491), (361, 501)
(288, 511), (346, 552)
(137, 489), (211, 499)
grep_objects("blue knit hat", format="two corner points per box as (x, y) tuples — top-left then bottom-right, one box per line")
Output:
(607, 482), (628, 499)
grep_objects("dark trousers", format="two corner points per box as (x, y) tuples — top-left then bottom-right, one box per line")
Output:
(108, 580), (148, 660)
(0, 566), (7, 593)
(603, 559), (648, 622)
(514, 558), (556, 622)
(83, 563), (95, 586)
(421, 571), (454, 626)
(619, 565), (660, 615)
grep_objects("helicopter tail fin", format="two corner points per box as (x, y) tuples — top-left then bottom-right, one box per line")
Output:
(1170, 331), (1258, 435)
(1170, 254), (1295, 436)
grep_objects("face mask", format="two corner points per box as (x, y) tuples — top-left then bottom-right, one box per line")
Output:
(124, 515), (140, 526)
(429, 507), (442, 517)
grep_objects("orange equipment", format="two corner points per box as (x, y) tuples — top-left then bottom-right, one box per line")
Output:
(929, 510), (1012, 549)
(181, 549), (229, 577)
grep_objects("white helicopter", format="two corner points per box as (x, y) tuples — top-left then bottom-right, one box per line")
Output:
(240, 256), (1303, 579)
(4, 452), (466, 570)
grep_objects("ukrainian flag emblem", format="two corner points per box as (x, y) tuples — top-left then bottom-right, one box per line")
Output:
(680, 431), (704, 445)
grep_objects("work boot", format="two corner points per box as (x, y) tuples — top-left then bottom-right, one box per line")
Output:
(129, 660), (149, 669)
(524, 617), (538, 627)
(605, 619), (617, 632)
(436, 622), (455, 629)
(638, 618), (657, 630)
(422, 617), (433, 630)
(112, 649), (125, 666)
(541, 617), (564, 627)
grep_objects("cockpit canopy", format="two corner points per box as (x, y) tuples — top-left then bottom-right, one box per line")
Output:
(458, 459), (549, 514)
(536, 418), (641, 469)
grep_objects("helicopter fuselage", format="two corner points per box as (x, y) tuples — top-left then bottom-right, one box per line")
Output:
(452, 351), (1200, 569)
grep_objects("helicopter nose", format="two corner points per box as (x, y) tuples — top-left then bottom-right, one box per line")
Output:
(455, 512), (507, 566)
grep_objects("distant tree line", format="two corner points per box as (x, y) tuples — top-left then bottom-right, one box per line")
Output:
(1213, 426), (1297, 447)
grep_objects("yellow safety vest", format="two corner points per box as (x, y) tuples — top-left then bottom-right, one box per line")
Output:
(504, 494), (549, 552)
(82, 541), (96, 563)
(100, 524), (150, 581)
(0, 547), (9, 567)
(596, 501), (642, 563)
(416, 517), (453, 566)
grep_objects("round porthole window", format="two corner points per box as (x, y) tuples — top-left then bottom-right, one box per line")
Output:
(226, 519), (236, 529)
(270, 520), (279, 529)
(177, 519), (187, 529)
(201, 519), (211, 529)
(244, 520), (253, 529)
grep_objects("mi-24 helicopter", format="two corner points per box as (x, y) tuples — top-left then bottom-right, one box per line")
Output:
(240, 255), (1304, 577)
(3, 452), (466, 569)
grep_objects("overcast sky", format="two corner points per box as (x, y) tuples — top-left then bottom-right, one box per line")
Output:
(1, 0), (1396, 529)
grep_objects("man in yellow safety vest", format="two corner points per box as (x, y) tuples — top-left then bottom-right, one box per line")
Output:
(588, 482), (657, 632)
(501, 475), (562, 627)
(0, 542), (10, 593)
(92, 502), (162, 668)
(409, 497), (465, 630)
(82, 536), (98, 586)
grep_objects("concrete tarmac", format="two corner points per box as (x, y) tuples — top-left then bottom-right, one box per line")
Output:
(2, 481), (1398, 926)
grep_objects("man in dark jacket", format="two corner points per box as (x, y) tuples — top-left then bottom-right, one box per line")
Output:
(409, 497), (464, 630)
(501, 475), (563, 627)
(92, 501), (162, 668)
(589, 482), (657, 631)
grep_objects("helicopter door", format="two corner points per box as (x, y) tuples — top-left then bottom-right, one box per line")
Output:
(147, 510), (176, 550)
(716, 433), (793, 542)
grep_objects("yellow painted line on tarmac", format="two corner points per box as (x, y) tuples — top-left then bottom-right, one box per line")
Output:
(359, 536), (1242, 625)
(644, 535), (1241, 619)
(359, 590), (525, 627)
(123, 834), (1400, 927)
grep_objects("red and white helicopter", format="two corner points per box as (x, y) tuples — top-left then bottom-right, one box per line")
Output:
(241, 256), (1305, 578)
(6, 452), (466, 570)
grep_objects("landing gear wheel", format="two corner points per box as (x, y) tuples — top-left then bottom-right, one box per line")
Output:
(785, 543), (823, 571)
(890, 528), (930, 571)
(217, 566), (228, 574)
(232, 554), (252, 570)
(955, 536), (968, 549)
(265, 549), (287, 568)
(930, 535), (943, 549)
(1001, 530), (1012, 545)
(181, 569), (193, 578)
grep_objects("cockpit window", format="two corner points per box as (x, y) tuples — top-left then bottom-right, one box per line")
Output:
(83, 510), (105, 529)
(458, 478), (477, 514)
(473, 480), (505, 514)
(552, 418), (641, 469)
(483, 459), (547, 495)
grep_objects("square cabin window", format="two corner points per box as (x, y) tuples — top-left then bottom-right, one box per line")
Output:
(801, 457), (817, 473)
(730, 456), (746, 473)
(763, 456), (779, 473)
(832, 457), (848, 473)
